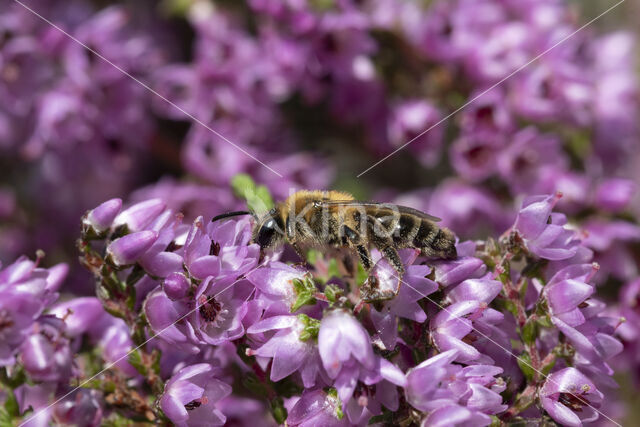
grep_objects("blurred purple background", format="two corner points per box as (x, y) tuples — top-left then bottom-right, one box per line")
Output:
(1, 0), (639, 422)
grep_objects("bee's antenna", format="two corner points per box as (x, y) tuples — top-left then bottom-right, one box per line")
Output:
(211, 211), (252, 223)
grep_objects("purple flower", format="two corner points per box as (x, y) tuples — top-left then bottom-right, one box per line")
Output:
(318, 309), (374, 402)
(106, 230), (159, 266)
(368, 249), (438, 348)
(387, 100), (444, 166)
(52, 389), (103, 427)
(512, 193), (578, 260)
(183, 216), (259, 281)
(405, 349), (506, 422)
(160, 363), (232, 427)
(247, 262), (311, 315)
(583, 220), (640, 282)
(540, 368), (603, 426)
(496, 128), (566, 195)
(287, 389), (349, 427)
(164, 272), (190, 301)
(319, 309), (374, 377)
(247, 314), (323, 387)
(19, 316), (72, 383)
(0, 256), (55, 366)
(113, 199), (167, 232)
(594, 178), (635, 212)
(83, 198), (122, 232)
(544, 263), (598, 327)
(426, 181), (511, 237)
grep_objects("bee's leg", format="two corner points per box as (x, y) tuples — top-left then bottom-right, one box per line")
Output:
(290, 242), (308, 263)
(362, 241), (405, 302)
(355, 244), (373, 271)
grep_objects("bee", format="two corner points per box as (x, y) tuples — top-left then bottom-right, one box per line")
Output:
(212, 190), (457, 301)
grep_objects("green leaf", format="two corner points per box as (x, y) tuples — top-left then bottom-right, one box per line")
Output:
(0, 407), (14, 427)
(516, 353), (535, 383)
(522, 319), (538, 345)
(3, 390), (18, 418)
(231, 174), (274, 214)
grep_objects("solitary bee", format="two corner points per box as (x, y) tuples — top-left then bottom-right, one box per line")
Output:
(212, 190), (457, 301)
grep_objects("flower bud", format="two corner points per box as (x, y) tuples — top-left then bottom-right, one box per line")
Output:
(107, 230), (158, 266)
(163, 272), (190, 300)
(85, 198), (122, 232)
(113, 199), (166, 232)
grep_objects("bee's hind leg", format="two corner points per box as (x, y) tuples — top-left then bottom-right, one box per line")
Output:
(361, 242), (404, 302)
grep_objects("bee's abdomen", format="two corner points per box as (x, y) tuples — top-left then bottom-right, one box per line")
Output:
(412, 219), (457, 259)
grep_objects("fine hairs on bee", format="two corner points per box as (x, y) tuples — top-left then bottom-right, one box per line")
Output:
(212, 190), (457, 301)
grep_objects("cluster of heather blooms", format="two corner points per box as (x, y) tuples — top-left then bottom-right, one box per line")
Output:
(0, 252), (134, 425)
(151, 0), (640, 286)
(0, 0), (165, 263)
(1, 190), (628, 425)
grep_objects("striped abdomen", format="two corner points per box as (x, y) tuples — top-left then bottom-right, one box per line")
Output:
(381, 211), (457, 259)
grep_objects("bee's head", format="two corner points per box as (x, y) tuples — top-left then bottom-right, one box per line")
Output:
(252, 208), (285, 250)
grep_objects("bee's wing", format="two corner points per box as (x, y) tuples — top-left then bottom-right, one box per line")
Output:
(316, 200), (441, 222)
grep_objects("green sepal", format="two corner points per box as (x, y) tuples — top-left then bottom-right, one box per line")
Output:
(324, 284), (343, 304)
(291, 276), (317, 312)
(326, 387), (344, 420)
(270, 397), (288, 424)
(297, 314), (320, 342)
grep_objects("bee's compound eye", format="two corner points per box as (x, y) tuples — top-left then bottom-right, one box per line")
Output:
(257, 219), (277, 248)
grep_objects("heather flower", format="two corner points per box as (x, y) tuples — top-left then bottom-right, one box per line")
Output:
(113, 198), (167, 232)
(247, 314), (323, 387)
(387, 100), (444, 166)
(49, 297), (104, 337)
(83, 198), (122, 233)
(159, 363), (232, 427)
(405, 349), (506, 423)
(183, 216), (259, 282)
(594, 178), (635, 212)
(431, 299), (504, 363)
(318, 309), (374, 402)
(540, 368), (603, 426)
(319, 309), (374, 377)
(106, 230), (159, 267)
(368, 249), (438, 348)
(512, 193), (578, 260)
(52, 389), (103, 427)
(192, 276), (253, 345)
(450, 134), (501, 182)
(19, 316), (72, 383)
(164, 272), (190, 301)
(91, 314), (137, 376)
(430, 243), (487, 287)
(544, 263), (598, 327)
(496, 128), (565, 195)
(0, 256), (53, 366)
(287, 389), (349, 427)
(582, 220), (640, 283)
(247, 262), (312, 316)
